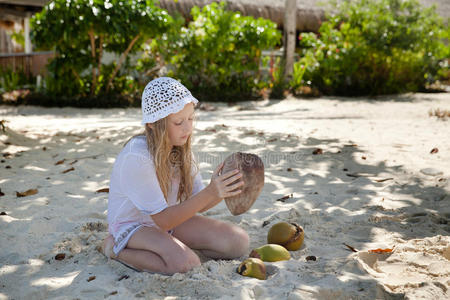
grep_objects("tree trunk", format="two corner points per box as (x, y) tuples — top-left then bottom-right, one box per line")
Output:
(72, 69), (81, 83)
(88, 30), (97, 96)
(106, 34), (141, 92)
(97, 35), (103, 85)
(283, 0), (296, 82)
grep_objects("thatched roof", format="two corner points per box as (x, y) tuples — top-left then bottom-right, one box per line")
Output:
(158, 0), (449, 31)
(158, 0), (325, 31)
(0, 0), (48, 20)
(0, 0), (48, 6)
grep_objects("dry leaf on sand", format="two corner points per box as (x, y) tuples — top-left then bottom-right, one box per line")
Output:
(16, 189), (38, 197)
(55, 159), (65, 165)
(312, 148), (323, 155)
(368, 247), (394, 254)
(62, 167), (75, 174)
(55, 253), (66, 260)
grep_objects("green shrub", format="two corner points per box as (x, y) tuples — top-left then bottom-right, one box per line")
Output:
(1, 90), (140, 108)
(296, 0), (449, 96)
(152, 2), (281, 101)
(31, 0), (173, 98)
(0, 67), (34, 93)
(10, 30), (25, 49)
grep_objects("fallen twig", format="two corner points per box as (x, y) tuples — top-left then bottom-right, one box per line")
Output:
(346, 173), (361, 178)
(343, 243), (358, 252)
(74, 154), (103, 160)
(276, 193), (293, 202)
(55, 154), (103, 165)
(374, 178), (394, 183)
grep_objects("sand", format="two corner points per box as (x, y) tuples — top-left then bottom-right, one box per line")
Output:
(0, 92), (449, 299)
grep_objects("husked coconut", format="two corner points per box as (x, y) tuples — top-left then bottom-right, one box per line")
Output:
(222, 152), (264, 215)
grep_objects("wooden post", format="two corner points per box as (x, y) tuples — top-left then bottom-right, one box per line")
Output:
(283, 0), (296, 82)
(24, 13), (32, 53)
(24, 13), (32, 76)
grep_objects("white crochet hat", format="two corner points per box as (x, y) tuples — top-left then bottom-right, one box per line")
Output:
(141, 77), (199, 124)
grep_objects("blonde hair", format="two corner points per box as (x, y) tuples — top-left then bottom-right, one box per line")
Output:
(126, 118), (197, 203)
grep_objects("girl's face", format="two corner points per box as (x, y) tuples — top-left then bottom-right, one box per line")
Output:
(167, 103), (195, 147)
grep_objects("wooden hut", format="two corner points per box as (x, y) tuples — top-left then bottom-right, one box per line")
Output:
(0, 0), (48, 53)
(0, 0), (53, 76)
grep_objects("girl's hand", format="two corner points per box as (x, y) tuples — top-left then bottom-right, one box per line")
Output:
(208, 162), (244, 200)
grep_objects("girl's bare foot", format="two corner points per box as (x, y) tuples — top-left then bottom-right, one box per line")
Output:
(101, 234), (117, 259)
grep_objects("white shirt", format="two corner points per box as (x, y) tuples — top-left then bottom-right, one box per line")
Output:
(107, 135), (205, 235)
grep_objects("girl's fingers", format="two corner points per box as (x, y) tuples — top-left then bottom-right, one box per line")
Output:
(212, 162), (225, 178)
(219, 168), (240, 180)
(224, 189), (242, 197)
(223, 172), (242, 185)
(225, 180), (244, 192)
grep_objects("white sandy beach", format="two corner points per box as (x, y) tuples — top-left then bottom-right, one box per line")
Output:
(0, 92), (449, 299)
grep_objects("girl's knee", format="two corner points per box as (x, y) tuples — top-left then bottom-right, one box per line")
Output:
(233, 227), (250, 256)
(166, 250), (200, 274)
(223, 225), (249, 258)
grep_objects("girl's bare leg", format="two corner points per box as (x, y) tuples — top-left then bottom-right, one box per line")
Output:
(172, 215), (249, 259)
(105, 226), (201, 274)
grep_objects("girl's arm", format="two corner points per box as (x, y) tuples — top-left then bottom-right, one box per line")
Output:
(198, 195), (222, 213)
(151, 163), (243, 231)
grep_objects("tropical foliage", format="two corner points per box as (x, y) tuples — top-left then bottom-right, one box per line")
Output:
(31, 0), (173, 98)
(294, 0), (449, 95)
(1, 0), (448, 106)
(151, 2), (281, 101)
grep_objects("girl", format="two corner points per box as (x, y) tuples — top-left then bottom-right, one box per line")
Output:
(102, 77), (249, 274)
